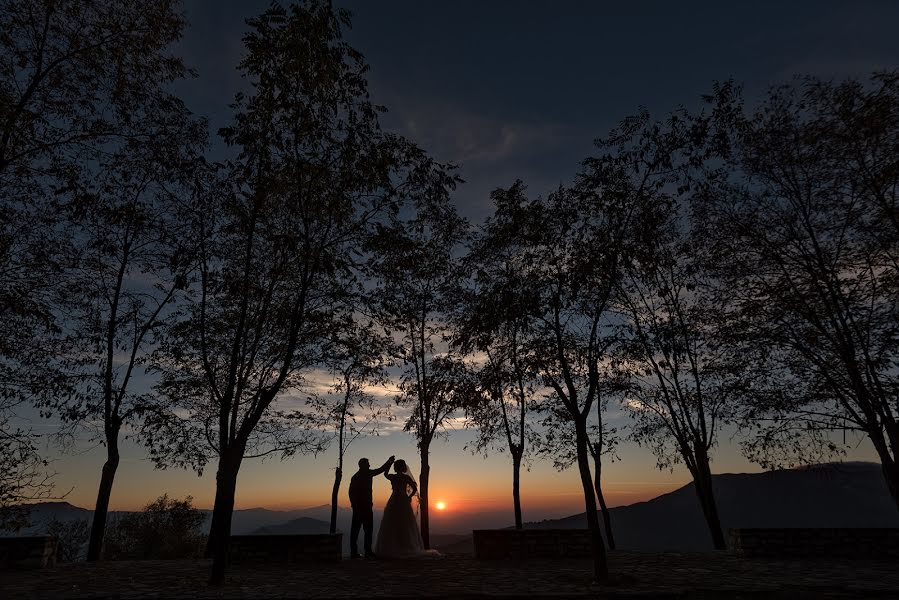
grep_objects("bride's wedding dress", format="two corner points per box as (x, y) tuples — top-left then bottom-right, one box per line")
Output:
(374, 469), (430, 558)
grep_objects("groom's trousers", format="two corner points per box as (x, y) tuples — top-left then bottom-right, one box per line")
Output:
(350, 504), (374, 555)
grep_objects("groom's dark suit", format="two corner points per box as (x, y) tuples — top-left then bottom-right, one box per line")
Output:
(348, 456), (394, 557)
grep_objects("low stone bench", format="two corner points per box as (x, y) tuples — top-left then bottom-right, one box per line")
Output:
(729, 528), (899, 559)
(229, 533), (342, 564)
(473, 529), (591, 559)
(0, 536), (58, 570)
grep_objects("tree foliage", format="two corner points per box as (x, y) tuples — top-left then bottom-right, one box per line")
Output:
(150, 1), (446, 582)
(698, 73), (899, 509)
(0, 424), (57, 531)
(369, 181), (470, 547)
(104, 494), (206, 560)
(0, 0), (204, 552)
(456, 191), (546, 529)
(476, 179), (632, 580)
(598, 109), (747, 549)
(306, 315), (396, 533)
(46, 517), (89, 563)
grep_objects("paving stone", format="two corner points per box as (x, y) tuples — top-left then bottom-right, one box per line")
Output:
(2, 551), (898, 599)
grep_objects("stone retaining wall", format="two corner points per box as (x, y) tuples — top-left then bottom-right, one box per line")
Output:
(473, 529), (592, 559)
(0, 536), (58, 569)
(729, 528), (899, 559)
(229, 534), (342, 564)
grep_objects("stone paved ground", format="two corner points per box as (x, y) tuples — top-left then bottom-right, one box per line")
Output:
(3, 552), (899, 599)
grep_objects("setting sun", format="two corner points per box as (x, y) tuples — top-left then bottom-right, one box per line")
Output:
(435, 501), (447, 511)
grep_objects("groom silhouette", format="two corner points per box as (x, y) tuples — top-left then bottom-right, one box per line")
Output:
(348, 455), (394, 558)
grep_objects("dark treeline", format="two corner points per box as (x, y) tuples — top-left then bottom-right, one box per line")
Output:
(2, 0), (897, 586)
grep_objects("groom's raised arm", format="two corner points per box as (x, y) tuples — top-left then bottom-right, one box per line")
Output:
(371, 455), (395, 476)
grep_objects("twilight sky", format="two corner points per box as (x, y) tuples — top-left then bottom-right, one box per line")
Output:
(31, 1), (899, 530)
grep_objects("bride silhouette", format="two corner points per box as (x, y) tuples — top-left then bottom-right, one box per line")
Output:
(374, 459), (437, 558)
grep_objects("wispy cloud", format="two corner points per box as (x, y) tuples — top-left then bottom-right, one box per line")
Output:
(386, 100), (576, 167)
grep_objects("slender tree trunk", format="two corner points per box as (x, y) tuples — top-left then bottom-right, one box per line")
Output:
(869, 427), (899, 512)
(204, 513), (216, 558)
(332, 389), (349, 534)
(329, 466), (342, 534)
(209, 451), (242, 585)
(419, 445), (430, 549)
(875, 448), (899, 511)
(86, 437), (120, 562)
(512, 451), (523, 529)
(692, 451), (726, 550)
(881, 458), (899, 512)
(574, 420), (608, 583)
(592, 450), (615, 550)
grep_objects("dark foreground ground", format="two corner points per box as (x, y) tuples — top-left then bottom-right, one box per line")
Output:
(3, 552), (899, 599)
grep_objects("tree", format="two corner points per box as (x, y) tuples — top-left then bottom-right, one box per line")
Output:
(618, 239), (740, 550)
(698, 73), (899, 511)
(0, 421), (57, 531)
(0, 206), (66, 532)
(151, 2), (423, 583)
(308, 317), (395, 533)
(370, 190), (469, 549)
(46, 517), (89, 562)
(461, 349), (535, 530)
(104, 494), (206, 560)
(1, 0), (196, 528)
(65, 134), (204, 562)
(614, 168), (728, 549)
(0, 0), (197, 360)
(537, 375), (622, 549)
(399, 354), (476, 547)
(481, 180), (632, 582)
(456, 210), (541, 530)
(573, 108), (744, 551)
(0, 0), (191, 175)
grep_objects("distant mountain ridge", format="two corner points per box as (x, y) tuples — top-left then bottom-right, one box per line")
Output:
(5, 502), (355, 536)
(252, 517), (331, 535)
(12, 462), (898, 555)
(440, 462), (899, 554)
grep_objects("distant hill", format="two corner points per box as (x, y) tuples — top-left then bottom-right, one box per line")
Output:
(248, 507), (379, 554)
(253, 517), (331, 535)
(224, 505), (354, 535)
(3, 502), (355, 537)
(442, 462), (899, 554)
(7, 502), (126, 536)
(11, 462), (897, 556)
(7, 501), (365, 554)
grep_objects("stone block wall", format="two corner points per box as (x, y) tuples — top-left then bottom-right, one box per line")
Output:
(229, 533), (342, 564)
(0, 536), (58, 570)
(729, 528), (899, 559)
(473, 529), (592, 559)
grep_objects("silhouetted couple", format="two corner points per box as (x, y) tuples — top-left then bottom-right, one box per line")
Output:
(349, 455), (429, 559)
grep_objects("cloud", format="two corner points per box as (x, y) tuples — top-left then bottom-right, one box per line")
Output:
(386, 100), (576, 167)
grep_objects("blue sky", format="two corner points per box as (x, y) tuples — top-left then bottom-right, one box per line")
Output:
(26, 0), (898, 528)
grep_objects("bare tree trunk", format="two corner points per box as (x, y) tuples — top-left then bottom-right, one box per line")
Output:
(419, 445), (430, 549)
(882, 458), (899, 512)
(209, 452), (242, 585)
(870, 427), (899, 512)
(86, 437), (120, 562)
(592, 450), (615, 550)
(332, 390), (348, 534)
(575, 420), (608, 583)
(692, 452), (726, 550)
(329, 466), (342, 534)
(512, 451), (523, 529)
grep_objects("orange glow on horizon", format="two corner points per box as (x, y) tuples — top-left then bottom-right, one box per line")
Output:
(99, 483), (680, 513)
(96, 482), (682, 514)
